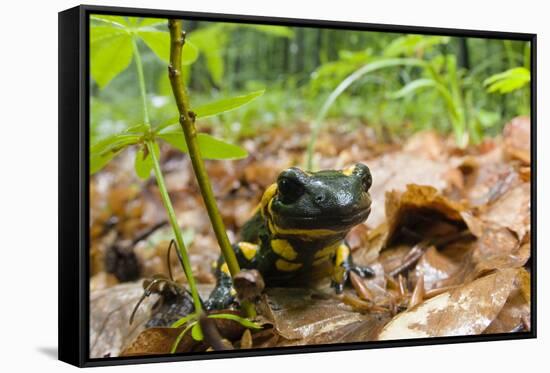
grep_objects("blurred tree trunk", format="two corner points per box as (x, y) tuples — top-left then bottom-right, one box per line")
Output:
(458, 38), (470, 70)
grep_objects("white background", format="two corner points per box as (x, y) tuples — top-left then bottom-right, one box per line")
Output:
(0, 0), (546, 371)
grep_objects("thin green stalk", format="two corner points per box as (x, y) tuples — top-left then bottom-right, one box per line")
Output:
(168, 19), (255, 318)
(132, 35), (202, 314)
(132, 36), (150, 126)
(147, 140), (202, 313)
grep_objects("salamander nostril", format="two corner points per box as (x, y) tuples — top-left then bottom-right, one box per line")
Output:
(315, 194), (325, 203)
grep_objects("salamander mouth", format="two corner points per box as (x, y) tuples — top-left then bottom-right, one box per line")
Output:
(275, 206), (371, 231)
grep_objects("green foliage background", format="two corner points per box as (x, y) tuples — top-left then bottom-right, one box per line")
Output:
(90, 16), (531, 149)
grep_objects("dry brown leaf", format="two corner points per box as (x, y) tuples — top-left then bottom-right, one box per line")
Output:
(471, 242), (530, 280)
(365, 153), (452, 227)
(353, 223), (389, 265)
(403, 131), (447, 160)
(90, 282), (160, 358)
(90, 272), (119, 291)
(503, 116), (531, 164)
(279, 316), (390, 346)
(377, 268), (520, 340)
(480, 182), (531, 240)
(89, 119), (532, 354)
(484, 290), (530, 334)
(484, 268), (531, 334)
(240, 329), (253, 349)
(412, 246), (459, 291)
(257, 288), (384, 341)
(384, 184), (467, 245)
(120, 327), (193, 356)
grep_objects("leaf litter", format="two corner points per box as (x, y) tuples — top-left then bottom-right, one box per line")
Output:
(89, 118), (531, 356)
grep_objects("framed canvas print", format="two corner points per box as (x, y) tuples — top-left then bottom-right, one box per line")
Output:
(58, 4), (536, 367)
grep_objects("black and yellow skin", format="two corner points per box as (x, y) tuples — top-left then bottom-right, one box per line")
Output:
(205, 163), (374, 310)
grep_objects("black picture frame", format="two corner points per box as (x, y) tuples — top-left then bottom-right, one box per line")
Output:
(58, 4), (537, 368)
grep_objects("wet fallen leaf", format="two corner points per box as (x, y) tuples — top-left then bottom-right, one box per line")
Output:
(121, 327), (194, 356)
(258, 288), (390, 342)
(90, 282), (160, 358)
(412, 246), (459, 291)
(89, 118), (532, 355)
(377, 268), (520, 340)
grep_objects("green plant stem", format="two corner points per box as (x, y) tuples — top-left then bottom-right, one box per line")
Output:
(131, 36), (150, 125)
(167, 19), (255, 318)
(147, 140), (203, 314)
(132, 34), (202, 314)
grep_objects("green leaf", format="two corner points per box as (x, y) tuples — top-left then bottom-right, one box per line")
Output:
(188, 27), (227, 84)
(316, 58), (425, 124)
(90, 15), (128, 28)
(205, 51), (224, 85)
(170, 314), (196, 328)
(158, 129), (248, 160)
(126, 16), (141, 27)
(134, 142), (159, 180)
(89, 25), (127, 43)
(170, 322), (195, 353)
(387, 78), (437, 99)
(124, 123), (149, 134)
(246, 24), (294, 38)
(90, 26), (133, 88)
(475, 110), (500, 129)
(90, 133), (140, 175)
(137, 30), (198, 65)
(387, 77), (459, 121)
(384, 35), (449, 57)
(90, 149), (123, 175)
(191, 323), (204, 341)
(193, 90), (265, 118)
(138, 17), (167, 28)
(305, 57), (426, 170)
(207, 313), (262, 330)
(91, 133), (140, 155)
(484, 67), (530, 94)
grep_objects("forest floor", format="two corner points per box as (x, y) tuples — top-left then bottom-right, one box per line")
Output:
(89, 116), (531, 357)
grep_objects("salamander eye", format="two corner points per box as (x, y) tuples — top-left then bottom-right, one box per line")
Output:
(277, 176), (304, 204)
(353, 163), (372, 191)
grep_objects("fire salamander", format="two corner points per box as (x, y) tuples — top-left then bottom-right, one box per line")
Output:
(205, 163), (374, 310)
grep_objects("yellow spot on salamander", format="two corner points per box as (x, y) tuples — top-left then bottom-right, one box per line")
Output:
(260, 184), (278, 217)
(271, 239), (298, 261)
(275, 259), (303, 272)
(342, 165), (356, 176)
(335, 244), (350, 267)
(313, 242), (339, 259)
(238, 242), (259, 260)
(220, 262), (230, 275)
(230, 287), (237, 296)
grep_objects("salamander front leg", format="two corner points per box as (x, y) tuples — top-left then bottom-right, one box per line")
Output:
(331, 243), (375, 294)
(204, 242), (260, 310)
(204, 260), (237, 310)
